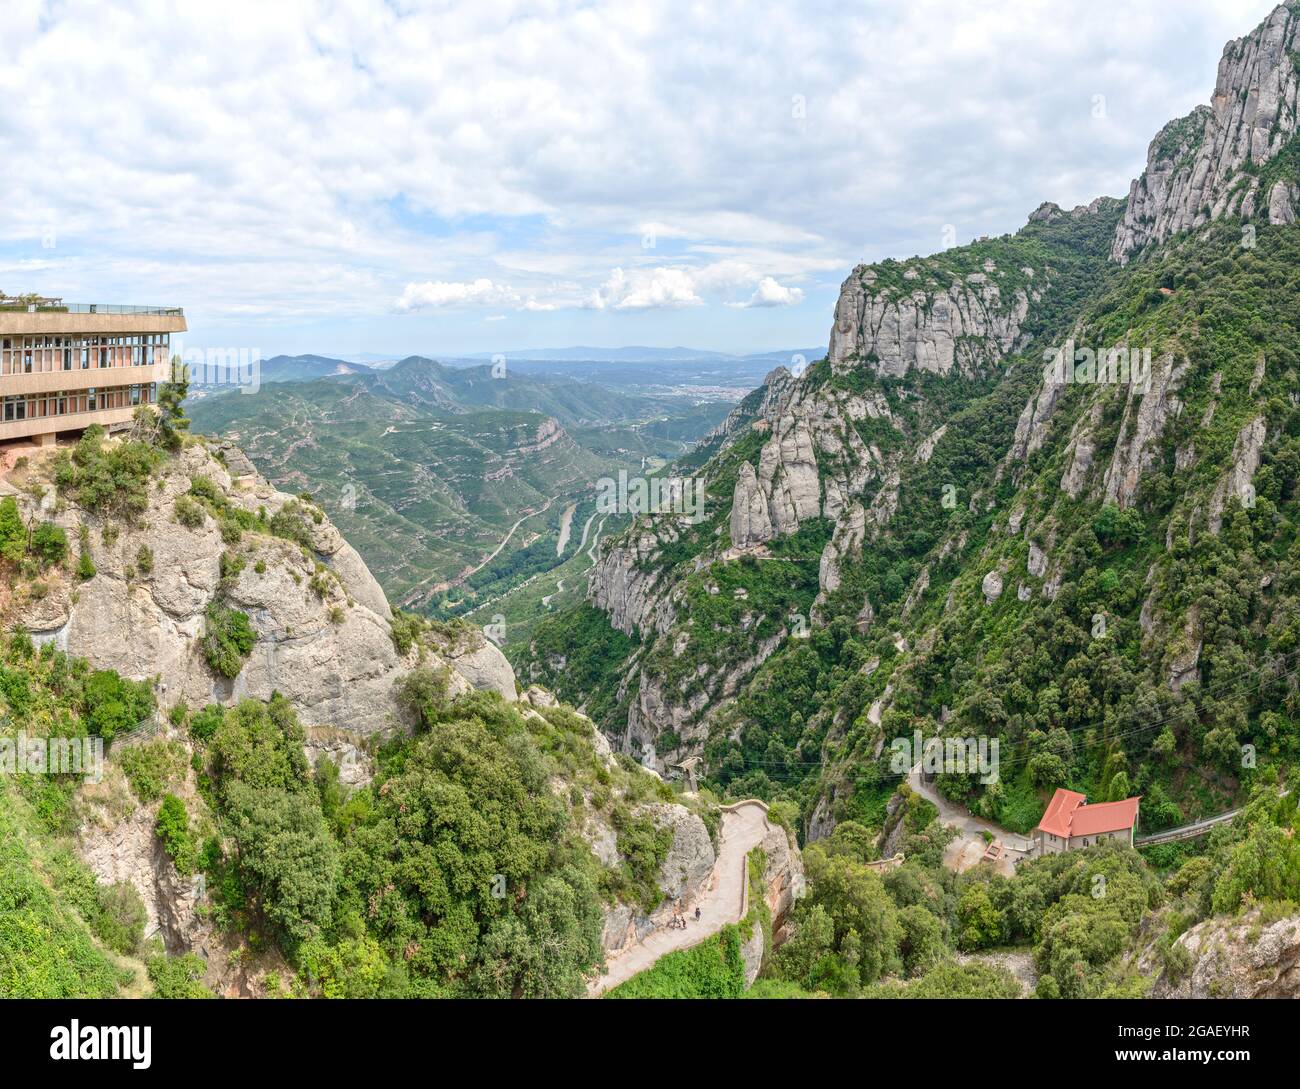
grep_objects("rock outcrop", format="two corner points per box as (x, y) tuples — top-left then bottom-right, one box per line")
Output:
(729, 461), (774, 548)
(1208, 415), (1267, 532)
(1111, 4), (1300, 261)
(828, 265), (1031, 377)
(1100, 353), (1189, 509)
(595, 800), (718, 955)
(4, 439), (518, 734)
(1150, 910), (1300, 998)
(587, 527), (680, 637)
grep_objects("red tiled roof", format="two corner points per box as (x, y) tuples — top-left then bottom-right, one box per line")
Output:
(1070, 796), (1140, 837)
(1037, 788), (1085, 838)
(1036, 788), (1140, 839)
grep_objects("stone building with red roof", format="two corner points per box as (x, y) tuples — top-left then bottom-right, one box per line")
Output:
(1035, 788), (1141, 854)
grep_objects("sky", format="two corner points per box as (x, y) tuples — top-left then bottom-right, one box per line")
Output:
(0, 0), (1283, 361)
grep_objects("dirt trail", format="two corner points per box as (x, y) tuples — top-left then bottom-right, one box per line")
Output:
(587, 801), (770, 997)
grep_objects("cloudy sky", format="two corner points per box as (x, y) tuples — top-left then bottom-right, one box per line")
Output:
(0, 0), (1281, 359)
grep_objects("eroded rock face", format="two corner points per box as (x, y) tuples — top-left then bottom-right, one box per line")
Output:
(439, 635), (518, 701)
(1100, 353), (1189, 509)
(7, 440), (518, 734)
(758, 820), (806, 939)
(818, 503), (866, 594)
(1151, 911), (1300, 998)
(77, 766), (204, 953)
(75, 738), (292, 996)
(759, 417), (822, 536)
(303, 725), (375, 788)
(1060, 401), (1104, 499)
(828, 266), (1031, 378)
(587, 527), (679, 637)
(1209, 415), (1267, 533)
(730, 461), (774, 548)
(1268, 178), (1298, 225)
(645, 802), (716, 900)
(1112, 5), (1300, 261)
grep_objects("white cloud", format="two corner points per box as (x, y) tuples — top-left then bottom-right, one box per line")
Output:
(0, 0), (1281, 348)
(395, 278), (513, 311)
(732, 276), (805, 308)
(587, 267), (702, 311)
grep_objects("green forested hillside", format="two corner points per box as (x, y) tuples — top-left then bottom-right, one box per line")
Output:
(521, 129), (1300, 995)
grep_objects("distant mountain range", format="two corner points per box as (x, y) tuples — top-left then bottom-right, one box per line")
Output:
(455, 345), (826, 364)
(187, 352), (743, 616)
(248, 345), (825, 380)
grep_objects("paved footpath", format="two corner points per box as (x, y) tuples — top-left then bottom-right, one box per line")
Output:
(587, 801), (770, 997)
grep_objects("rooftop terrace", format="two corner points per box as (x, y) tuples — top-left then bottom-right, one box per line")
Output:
(0, 294), (183, 316)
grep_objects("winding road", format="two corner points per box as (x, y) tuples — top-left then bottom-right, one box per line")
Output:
(907, 762), (1030, 875)
(587, 801), (771, 997)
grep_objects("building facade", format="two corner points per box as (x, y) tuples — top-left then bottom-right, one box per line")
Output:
(1035, 788), (1141, 854)
(0, 298), (186, 447)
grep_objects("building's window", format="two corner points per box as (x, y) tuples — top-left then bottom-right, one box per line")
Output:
(130, 384), (141, 406)
(63, 347), (72, 370)
(87, 388), (97, 411)
(57, 397), (67, 416)
(99, 348), (110, 368)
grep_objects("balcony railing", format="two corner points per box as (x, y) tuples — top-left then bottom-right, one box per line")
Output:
(0, 299), (183, 316)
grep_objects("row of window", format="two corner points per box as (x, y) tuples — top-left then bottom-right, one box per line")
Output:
(1, 341), (169, 377)
(1, 383), (156, 423)
(1, 335), (170, 349)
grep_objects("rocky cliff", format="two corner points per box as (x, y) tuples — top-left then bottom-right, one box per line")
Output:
(828, 261), (1032, 377)
(1112, 3), (1300, 261)
(1, 437), (518, 734)
(1148, 910), (1300, 998)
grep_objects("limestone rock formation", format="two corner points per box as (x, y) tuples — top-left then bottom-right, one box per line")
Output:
(587, 527), (679, 637)
(1100, 353), (1189, 509)
(1208, 415), (1267, 532)
(5, 439), (518, 734)
(730, 461), (774, 548)
(818, 502), (866, 594)
(828, 265), (1031, 377)
(1112, 5), (1300, 261)
(1150, 910), (1300, 998)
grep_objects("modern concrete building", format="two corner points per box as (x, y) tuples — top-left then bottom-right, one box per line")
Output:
(1035, 788), (1141, 854)
(0, 295), (186, 447)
